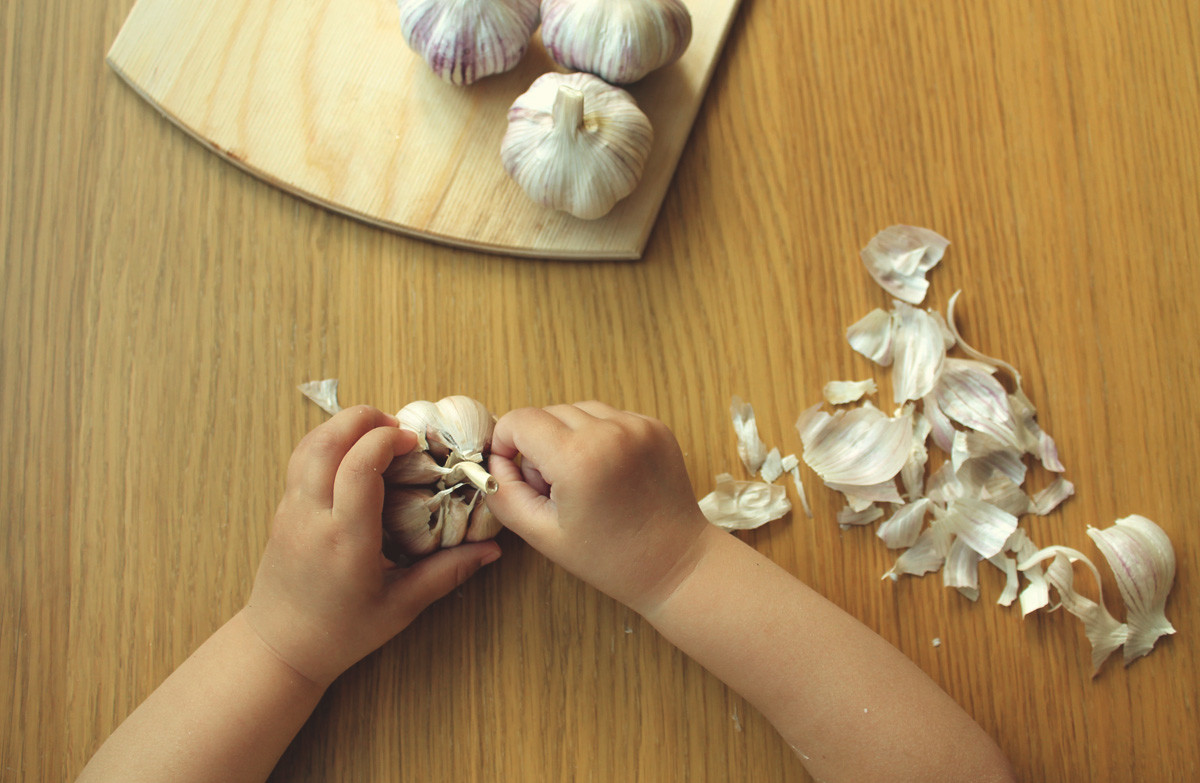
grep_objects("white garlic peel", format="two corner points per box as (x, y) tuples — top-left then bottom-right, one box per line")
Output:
(860, 225), (950, 305)
(698, 473), (791, 531)
(501, 72), (653, 220)
(1086, 516), (1177, 664)
(540, 0), (694, 85)
(708, 226), (1180, 676)
(397, 0), (541, 85)
(298, 382), (503, 560)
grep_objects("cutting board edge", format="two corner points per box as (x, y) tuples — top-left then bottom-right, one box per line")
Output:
(104, 50), (650, 262)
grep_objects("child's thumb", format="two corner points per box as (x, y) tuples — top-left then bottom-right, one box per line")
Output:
(392, 542), (501, 615)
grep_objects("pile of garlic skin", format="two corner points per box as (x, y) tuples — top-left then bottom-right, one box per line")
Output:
(298, 381), (503, 562)
(395, 0), (694, 219)
(700, 226), (1178, 675)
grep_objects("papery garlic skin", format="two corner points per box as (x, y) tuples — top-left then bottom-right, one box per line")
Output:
(541, 0), (693, 84)
(1087, 515), (1177, 664)
(397, 0), (541, 85)
(860, 225), (949, 304)
(502, 72), (653, 219)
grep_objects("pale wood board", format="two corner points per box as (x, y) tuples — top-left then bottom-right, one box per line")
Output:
(105, 0), (742, 260)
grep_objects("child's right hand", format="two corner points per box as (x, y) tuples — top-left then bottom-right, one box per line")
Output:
(486, 402), (713, 615)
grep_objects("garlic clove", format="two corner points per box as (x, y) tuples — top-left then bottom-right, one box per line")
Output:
(383, 450), (449, 485)
(823, 379), (877, 405)
(730, 396), (769, 474)
(298, 379), (342, 415)
(540, 0), (693, 85)
(438, 493), (474, 548)
(397, 0), (541, 85)
(1086, 515), (1177, 664)
(465, 500), (504, 542)
(434, 395), (495, 461)
(396, 400), (444, 454)
(698, 473), (791, 531)
(382, 488), (444, 558)
(860, 225), (950, 305)
(502, 72), (654, 220)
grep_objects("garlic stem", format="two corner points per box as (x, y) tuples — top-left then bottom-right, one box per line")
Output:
(552, 85), (585, 139)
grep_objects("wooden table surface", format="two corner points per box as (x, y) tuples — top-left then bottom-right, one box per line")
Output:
(3, 1), (1198, 781)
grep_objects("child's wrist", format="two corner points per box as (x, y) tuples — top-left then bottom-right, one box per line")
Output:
(633, 519), (725, 619)
(235, 609), (341, 691)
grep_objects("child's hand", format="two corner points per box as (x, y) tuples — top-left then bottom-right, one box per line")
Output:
(242, 406), (501, 687)
(485, 402), (711, 615)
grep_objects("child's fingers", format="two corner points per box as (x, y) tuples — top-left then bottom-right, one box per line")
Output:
(491, 407), (575, 477)
(485, 467), (559, 546)
(288, 406), (400, 506)
(389, 541), (501, 620)
(331, 426), (417, 538)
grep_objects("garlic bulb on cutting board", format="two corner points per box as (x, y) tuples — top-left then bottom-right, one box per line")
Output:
(397, 0), (541, 85)
(540, 0), (693, 84)
(501, 72), (654, 219)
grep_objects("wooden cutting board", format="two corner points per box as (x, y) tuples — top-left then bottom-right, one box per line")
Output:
(106, 0), (743, 260)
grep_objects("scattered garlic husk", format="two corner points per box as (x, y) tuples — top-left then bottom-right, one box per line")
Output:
(298, 379), (342, 416)
(1086, 515), (1177, 664)
(501, 72), (653, 220)
(707, 226), (1180, 676)
(859, 225), (950, 305)
(698, 473), (791, 531)
(540, 0), (693, 84)
(730, 396), (769, 474)
(797, 403), (913, 487)
(823, 379), (877, 405)
(397, 0), (541, 85)
(1018, 546), (1130, 675)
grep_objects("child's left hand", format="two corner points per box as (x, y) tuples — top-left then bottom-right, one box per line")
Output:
(242, 405), (501, 687)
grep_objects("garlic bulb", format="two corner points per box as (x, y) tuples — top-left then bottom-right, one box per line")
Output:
(540, 0), (693, 84)
(385, 395), (501, 560)
(501, 72), (653, 220)
(397, 0), (540, 85)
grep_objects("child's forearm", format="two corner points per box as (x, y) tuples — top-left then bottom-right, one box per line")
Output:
(641, 524), (1016, 783)
(76, 610), (326, 783)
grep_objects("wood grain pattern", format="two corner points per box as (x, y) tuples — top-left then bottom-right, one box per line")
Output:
(104, 0), (743, 260)
(3, 1), (1199, 781)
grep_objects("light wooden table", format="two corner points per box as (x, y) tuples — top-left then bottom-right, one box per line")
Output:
(3, 1), (1198, 781)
